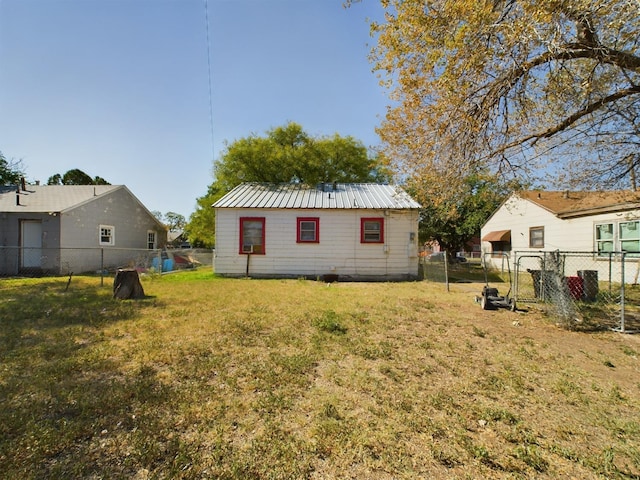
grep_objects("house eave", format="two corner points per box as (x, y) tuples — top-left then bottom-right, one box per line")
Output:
(557, 203), (640, 219)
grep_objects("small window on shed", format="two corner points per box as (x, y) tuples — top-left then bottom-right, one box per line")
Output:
(239, 217), (265, 254)
(361, 218), (384, 243)
(529, 226), (544, 248)
(297, 217), (319, 243)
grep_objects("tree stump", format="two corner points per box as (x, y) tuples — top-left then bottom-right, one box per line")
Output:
(113, 269), (145, 299)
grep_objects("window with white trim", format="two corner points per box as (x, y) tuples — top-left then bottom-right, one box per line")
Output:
(595, 221), (640, 257)
(596, 223), (614, 255)
(99, 225), (115, 246)
(620, 221), (640, 257)
(147, 231), (156, 250)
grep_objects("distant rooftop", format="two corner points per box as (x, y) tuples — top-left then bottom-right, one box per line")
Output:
(0, 184), (122, 212)
(213, 183), (422, 210)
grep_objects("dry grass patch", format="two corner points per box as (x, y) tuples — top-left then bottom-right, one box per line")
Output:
(1, 270), (639, 479)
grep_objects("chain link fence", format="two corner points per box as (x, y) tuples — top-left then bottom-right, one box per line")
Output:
(420, 250), (638, 332)
(485, 251), (640, 332)
(419, 252), (486, 288)
(0, 247), (214, 285)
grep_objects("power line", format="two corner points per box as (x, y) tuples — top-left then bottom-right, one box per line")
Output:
(204, 0), (215, 163)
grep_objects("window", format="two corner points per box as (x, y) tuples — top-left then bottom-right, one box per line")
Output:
(619, 221), (640, 256)
(361, 218), (384, 243)
(147, 231), (156, 250)
(595, 221), (640, 257)
(99, 225), (114, 246)
(529, 226), (544, 248)
(297, 217), (319, 243)
(239, 217), (265, 254)
(596, 223), (614, 255)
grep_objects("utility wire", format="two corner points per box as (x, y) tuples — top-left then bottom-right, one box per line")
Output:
(204, 0), (215, 163)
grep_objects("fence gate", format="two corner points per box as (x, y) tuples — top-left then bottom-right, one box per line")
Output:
(502, 251), (638, 333)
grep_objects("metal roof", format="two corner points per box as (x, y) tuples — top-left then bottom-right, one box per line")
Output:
(213, 183), (422, 210)
(1, 184), (124, 212)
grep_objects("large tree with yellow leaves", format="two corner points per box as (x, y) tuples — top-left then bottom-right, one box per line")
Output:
(356, 0), (640, 198)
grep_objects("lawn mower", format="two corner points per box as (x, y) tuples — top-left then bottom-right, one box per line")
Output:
(478, 253), (516, 311)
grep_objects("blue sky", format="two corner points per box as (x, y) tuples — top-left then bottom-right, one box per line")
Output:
(0, 0), (389, 219)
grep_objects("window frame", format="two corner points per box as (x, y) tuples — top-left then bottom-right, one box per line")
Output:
(595, 222), (615, 256)
(297, 217), (320, 244)
(239, 217), (266, 254)
(147, 230), (157, 250)
(619, 220), (640, 257)
(596, 220), (640, 257)
(99, 225), (115, 246)
(360, 217), (384, 244)
(529, 226), (544, 248)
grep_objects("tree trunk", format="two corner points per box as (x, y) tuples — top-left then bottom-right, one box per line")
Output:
(113, 269), (145, 299)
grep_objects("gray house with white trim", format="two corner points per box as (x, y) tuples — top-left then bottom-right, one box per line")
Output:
(0, 184), (167, 275)
(213, 182), (422, 281)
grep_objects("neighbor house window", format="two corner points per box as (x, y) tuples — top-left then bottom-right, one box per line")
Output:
(529, 226), (544, 248)
(361, 218), (384, 243)
(594, 221), (640, 257)
(297, 217), (319, 243)
(147, 231), (156, 250)
(619, 221), (640, 256)
(240, 217), (265, 254)
(596, 223), (614, 255)
(99, 225), (114, 246)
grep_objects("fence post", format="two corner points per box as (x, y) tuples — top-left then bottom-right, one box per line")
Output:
(100, 248), (104, 287)
(513, 252), (519, 301)
(620, 252), (626, 333)
(444, 250), (449, 292)
(609, 252), (613, 296)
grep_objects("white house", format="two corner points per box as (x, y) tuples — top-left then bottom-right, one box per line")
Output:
(0, 183), (167, 275)
(213, 182), (422, 281)
(481, 190), (640, 283)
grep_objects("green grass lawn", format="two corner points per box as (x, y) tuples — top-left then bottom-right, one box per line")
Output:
(1, 270), (639, 479)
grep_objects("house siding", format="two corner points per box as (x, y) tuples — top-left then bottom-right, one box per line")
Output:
(482, 194), (640, 283)
(58, 188), (166, 273)
(0, 213), (62, 274)
(0, 185), (166, 275)
(215, 208), (419, 280)
(482, 195), (640, 253)
(61, 188), (164, 248)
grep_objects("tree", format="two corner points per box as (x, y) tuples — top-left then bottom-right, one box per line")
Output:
(47, 169), (110, 185)
(0, 151), (24, 185)
(213, 122), (391, 190)
(409, 171), (517, 256)
(186, 184), (225, 248)
(186, 122), (392, 247)
(358, 0), (640, 194)
(164, 212), (186, 232)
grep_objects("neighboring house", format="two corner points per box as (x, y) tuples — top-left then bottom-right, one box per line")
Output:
(213, 182), (422, 281)
(422, 237), (481, 257)
(481, 190), (640, 279)
(167, 229), (190, 248)
(0, 184), (167, 275)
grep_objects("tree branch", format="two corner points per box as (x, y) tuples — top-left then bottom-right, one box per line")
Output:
(488, 86), (640, 157)
(536, 86), (640, 140)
